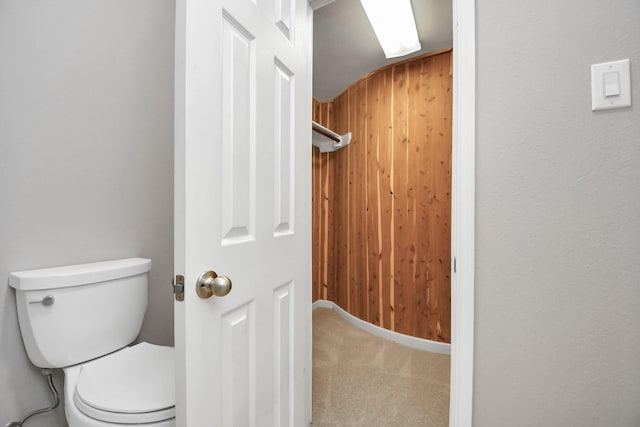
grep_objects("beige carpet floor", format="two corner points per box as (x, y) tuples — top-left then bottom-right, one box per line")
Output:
(312, 308), (450, 427)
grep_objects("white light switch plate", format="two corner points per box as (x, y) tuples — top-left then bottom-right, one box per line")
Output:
(591, 59), (631, 111)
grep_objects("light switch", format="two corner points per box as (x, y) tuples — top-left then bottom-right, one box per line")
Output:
(603, 72), (620, 97)
(591, 59), (631, 111)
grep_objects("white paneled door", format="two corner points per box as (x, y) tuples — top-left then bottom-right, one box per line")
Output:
(174, 0), (312, 425)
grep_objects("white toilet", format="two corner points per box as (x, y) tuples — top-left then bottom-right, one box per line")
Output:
(9, 258), (175, 426)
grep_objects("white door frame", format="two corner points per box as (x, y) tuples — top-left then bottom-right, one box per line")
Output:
(449, 0), (475, 425)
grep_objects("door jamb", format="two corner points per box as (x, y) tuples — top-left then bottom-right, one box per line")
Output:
(449, 0), (476, 425)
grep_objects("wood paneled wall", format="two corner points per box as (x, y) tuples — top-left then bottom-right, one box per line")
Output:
(312, 50), (452, 343)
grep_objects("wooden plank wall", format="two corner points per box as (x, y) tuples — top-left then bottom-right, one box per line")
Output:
(312, 99), (335, 303)
(312, 50), (452, 343)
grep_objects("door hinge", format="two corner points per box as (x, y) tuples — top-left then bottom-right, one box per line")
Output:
(173, 275), (185, 302)
(453, 257), (457, 273)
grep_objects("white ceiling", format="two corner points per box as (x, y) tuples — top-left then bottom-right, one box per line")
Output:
(313, 0), (453, 100)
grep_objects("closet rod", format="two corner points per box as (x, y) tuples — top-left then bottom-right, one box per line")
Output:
(312, 121), (341, 142)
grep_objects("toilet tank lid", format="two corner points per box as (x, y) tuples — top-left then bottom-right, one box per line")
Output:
(9, 258), (152, 291)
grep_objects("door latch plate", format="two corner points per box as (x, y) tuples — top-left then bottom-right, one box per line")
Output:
(173, 275), (185, 301)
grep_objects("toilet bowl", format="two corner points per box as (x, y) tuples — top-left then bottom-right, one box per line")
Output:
(64, 343), (175, 426)
(9, 258), (175, 426)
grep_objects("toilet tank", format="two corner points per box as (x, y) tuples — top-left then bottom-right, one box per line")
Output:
(9, 258), (151, 368)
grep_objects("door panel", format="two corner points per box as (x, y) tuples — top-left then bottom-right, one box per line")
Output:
(175, 0), (312, 425)
(273, 281), (293, 426)
(274, 0), (294, 39)
(273, 59), (294, 236)
(221, 302), (255, 426)
(221, 12), (256, 244)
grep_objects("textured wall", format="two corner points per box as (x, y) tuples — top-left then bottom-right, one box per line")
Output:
(0, 1), (175, 425)
(313, 50), (452, 342)
(475, 0), (640, 425)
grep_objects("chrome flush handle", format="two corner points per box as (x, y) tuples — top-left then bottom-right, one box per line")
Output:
(29, 295), (55, 306)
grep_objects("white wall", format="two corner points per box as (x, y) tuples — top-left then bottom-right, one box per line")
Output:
(0, 1), (175, 425)
(475, 0), (640, 425)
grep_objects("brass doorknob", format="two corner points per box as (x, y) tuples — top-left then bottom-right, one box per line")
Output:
(196, 271), (232, 299)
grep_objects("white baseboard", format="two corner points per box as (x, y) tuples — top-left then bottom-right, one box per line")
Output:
(312, 299), (451, 355)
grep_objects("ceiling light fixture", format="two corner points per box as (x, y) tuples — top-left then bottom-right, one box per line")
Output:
(360, 0), (421, 59)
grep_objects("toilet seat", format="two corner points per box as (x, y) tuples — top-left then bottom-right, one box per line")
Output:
(73, 343), (175, 424)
